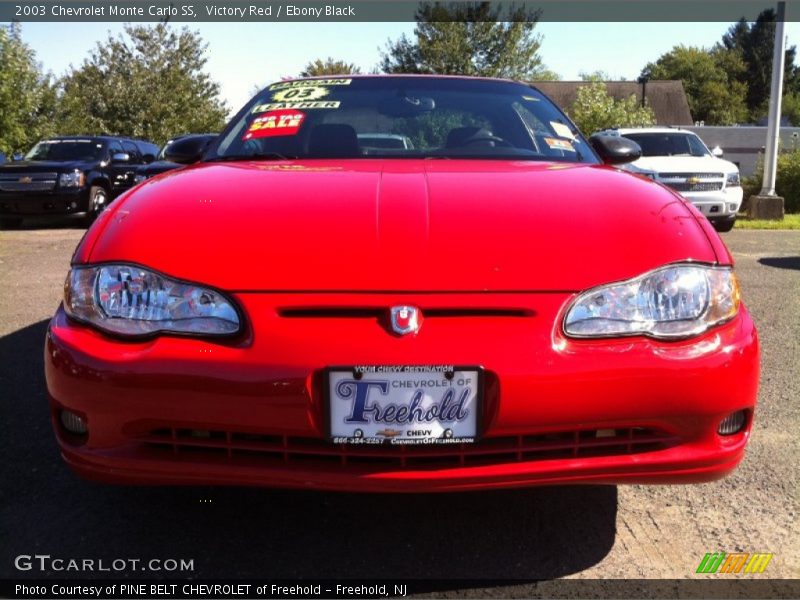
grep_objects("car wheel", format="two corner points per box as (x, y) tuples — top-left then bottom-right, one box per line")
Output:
(0, 217), (23, 229)
(85, 186), (109, 224)
(713, 217), (736, 233)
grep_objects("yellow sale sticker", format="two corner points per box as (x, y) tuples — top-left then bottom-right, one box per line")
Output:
(251, 101), (341, 113)
(272, 86), (330, 102)
(269, 78), (352, 90)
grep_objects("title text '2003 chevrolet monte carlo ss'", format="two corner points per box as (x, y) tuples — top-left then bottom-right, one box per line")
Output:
(45, 76), (759, 492)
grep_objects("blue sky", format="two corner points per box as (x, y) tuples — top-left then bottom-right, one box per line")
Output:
(16, 21), (800, 113)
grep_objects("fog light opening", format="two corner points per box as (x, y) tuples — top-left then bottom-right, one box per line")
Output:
(718, 410), (747, 436)
(60, 410), (88, 435)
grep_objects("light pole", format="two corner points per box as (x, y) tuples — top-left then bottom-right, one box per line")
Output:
(750, 1), (787, 220)
(637, 74), (649, 109)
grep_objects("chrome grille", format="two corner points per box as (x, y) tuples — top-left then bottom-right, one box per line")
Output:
(658, 172), (724, 193)
(658, 172), (723, 179)
(665, 181), (724, 192)
(0, 172), (58, 192)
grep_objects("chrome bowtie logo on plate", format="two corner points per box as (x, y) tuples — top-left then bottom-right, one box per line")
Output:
(390, 305), (421, 335)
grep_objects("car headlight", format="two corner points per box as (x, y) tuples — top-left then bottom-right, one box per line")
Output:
(726, 172), (741, 187)
(64, 264), (241, 337)
(564, 264), (740, 340)
(133, 174), (148, 184)
(58, 170), (85, 188)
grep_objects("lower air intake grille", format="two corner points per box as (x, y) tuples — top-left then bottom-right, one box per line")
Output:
(134, 426), (678, 469)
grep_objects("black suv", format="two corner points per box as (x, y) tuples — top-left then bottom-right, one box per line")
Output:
(0, 136), (159, 228)
(133, 134), (217, 184)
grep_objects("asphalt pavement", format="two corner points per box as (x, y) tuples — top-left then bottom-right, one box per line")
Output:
(0, 225), (797, 597)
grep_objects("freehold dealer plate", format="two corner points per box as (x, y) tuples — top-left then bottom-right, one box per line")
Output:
(327, 366), (481, 444)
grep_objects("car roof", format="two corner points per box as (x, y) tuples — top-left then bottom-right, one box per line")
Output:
(42, 135), (157, 145)
(270, 73), (525, 87)
(608, 127), (699, 136)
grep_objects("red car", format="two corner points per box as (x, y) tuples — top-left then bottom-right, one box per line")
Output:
(45, 76), (759, 492)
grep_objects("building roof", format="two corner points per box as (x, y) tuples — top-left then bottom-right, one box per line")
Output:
(533, 80), (694, 127)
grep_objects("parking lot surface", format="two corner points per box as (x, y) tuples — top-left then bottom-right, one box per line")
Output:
(0, 226), (797, 595)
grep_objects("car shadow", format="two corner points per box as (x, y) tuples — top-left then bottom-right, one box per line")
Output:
(1, 320), (617, 585)
(758, 256), (800, 271)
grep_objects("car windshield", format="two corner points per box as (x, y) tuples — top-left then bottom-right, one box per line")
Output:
(25, 139), (105, 162)
(211, 77), (598, 163)
(622, 132), (710, 157)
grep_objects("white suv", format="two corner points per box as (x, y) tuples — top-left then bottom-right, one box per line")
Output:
(596, 128), (743, 232)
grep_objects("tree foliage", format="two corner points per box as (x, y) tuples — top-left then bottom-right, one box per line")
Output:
(743, 149), (800, 213)
(0, 24), (58, 155)
(379, 2), (554, 80)
(568, 81), (655, 135)
(300, 57), (361, 77)
(58, 24), (228, 145)
(641, 45), (749, 125)
(721, 11), (800, 118)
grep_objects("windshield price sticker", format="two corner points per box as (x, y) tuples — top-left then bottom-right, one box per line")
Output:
(251, 101), (340, 113)
(545, 137), (576, 152)
(269, 79), (352, 90)
(272, 86), (330, 102)
(551, 121), (576, 140)
(243, 110), (306, 140)
(328, 366), (480, 444)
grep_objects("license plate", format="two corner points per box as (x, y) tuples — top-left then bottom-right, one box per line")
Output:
(327, 366), (481, 444)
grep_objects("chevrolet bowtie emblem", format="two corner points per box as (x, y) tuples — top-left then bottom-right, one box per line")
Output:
(390, 305), (422, 335)
(376, 428), (403, 438)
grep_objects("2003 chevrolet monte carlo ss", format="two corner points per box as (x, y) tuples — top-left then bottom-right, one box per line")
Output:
(45, 75), (759, 492)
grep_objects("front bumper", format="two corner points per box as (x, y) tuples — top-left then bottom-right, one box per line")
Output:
(45, 292), (760, 492)
(680, 187), (744, 219)
(0, 188), (91, 217)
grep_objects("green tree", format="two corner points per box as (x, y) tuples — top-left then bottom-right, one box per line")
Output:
(379, 2), (554, 80)
(0, 24), (58, 155)
(642, 45), (749, 125)
(58, 24), (228, 145)
(300, 57), (361, 77)
(568, 81), (655, 135)
(721, 10), (800, 118)
(579, 70), (624, 82)
(781, 91), (800, 126)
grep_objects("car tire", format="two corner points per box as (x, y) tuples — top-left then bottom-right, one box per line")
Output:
(85, 186), (110, 224)
(713, 217), (736, 233)
(0, 217), (23, 229)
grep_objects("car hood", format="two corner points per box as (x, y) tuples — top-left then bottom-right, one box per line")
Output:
(0, 160), (90, 172)
(137, 160), (181, 176)
(626, 155), (738, 175)
(82, 160), (719, 292)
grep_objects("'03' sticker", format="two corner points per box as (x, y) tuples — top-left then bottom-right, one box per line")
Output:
(272, 86), (330, 102)
(244, 110), (306, 140)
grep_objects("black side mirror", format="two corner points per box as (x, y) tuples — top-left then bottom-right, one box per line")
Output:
(589, 135), (642, 165)
(164, 137), (209, 165)
(141, 153), (156, 164)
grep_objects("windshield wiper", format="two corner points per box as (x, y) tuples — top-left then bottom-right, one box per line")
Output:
(205, 152), (296, 162)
